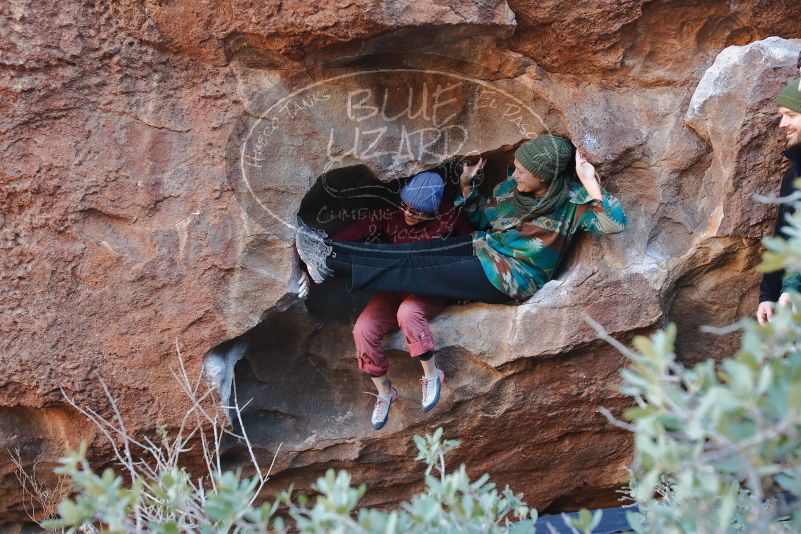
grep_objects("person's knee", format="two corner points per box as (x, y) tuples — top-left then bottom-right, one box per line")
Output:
(353, 316), (377, 343)
(396, 300), (425, 328)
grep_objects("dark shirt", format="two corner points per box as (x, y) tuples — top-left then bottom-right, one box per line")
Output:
(331, 198), (474, 244)
(759, 143), (801, 302)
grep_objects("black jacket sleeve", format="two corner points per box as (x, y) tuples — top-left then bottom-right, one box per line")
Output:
(759, 168), (796, 302)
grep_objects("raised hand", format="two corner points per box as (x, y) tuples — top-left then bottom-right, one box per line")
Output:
(756, 301), (775, 324)
(779, 292), (796, 313)
(460, 156), (486, 186)
(575, 150), (603, 200)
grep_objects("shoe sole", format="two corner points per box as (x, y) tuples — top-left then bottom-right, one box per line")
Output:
(422, 371), (445, 413)
(295, 219), (332, 283)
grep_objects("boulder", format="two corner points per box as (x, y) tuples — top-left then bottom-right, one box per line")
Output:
(1, 0), (801, 522)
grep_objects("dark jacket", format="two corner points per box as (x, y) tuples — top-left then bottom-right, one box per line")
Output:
(760, 143), (801, 302)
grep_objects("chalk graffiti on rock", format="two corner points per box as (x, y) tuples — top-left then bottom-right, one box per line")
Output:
(235, 69), (548, 231)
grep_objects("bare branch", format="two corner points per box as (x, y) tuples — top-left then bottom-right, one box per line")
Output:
(582, 313), (640, 359)
(231, 372), (263, 480)
(752, 190), (801, 205)
(597, 406), (637, 433)
(699, 322), (744, 336)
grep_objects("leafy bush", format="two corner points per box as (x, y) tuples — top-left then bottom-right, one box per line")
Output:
(596, 200), (801, 533)
(43, 426), (600, 533)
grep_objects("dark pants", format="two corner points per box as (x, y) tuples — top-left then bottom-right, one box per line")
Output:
(327, 236), (512, 304)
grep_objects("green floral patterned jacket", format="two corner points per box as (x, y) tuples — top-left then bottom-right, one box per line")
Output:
(455, 168), (627, 300)
(782, 272), (801, 295)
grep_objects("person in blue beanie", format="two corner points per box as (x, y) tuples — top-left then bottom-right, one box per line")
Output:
(313, 171), (474, 430)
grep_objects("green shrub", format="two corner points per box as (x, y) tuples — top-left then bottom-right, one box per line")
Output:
(604, 200), (801, 533)
(41, 427), (550, 533)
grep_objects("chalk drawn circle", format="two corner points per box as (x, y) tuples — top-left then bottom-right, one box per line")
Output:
(239, 69), (550, 253)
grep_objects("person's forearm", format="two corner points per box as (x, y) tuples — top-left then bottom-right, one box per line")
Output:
(585, 174), (603, 200)
(455, 178), (490, 230)
(459, 158), (486, 203)
(582, 190), (626, 234)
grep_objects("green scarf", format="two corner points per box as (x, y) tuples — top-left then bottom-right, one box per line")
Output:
(511, 172), (572, 221)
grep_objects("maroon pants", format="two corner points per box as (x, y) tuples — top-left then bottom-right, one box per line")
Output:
(353, 292), (447, 377)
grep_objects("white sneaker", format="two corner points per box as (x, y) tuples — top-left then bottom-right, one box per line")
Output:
(371, 386), (398, 430)
(421, 369), (445, 413)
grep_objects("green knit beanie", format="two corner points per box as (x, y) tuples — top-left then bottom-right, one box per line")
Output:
(777, 78), (801, 113)
(514, 134), (574, 181)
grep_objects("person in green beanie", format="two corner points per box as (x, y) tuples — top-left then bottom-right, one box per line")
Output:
(295, 134), (626, 304)
(757, 74), (801, 323)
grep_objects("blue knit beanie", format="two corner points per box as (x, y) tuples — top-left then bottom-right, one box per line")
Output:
(400, 171), (444, 214)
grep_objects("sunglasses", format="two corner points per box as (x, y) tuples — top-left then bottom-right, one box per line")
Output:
(400, 201), (434, 220)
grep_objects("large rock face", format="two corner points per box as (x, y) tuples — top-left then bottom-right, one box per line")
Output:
(1, 0), (800, 522)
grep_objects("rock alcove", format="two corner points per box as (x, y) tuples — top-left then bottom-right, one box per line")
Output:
(211, 131), (640, 512)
